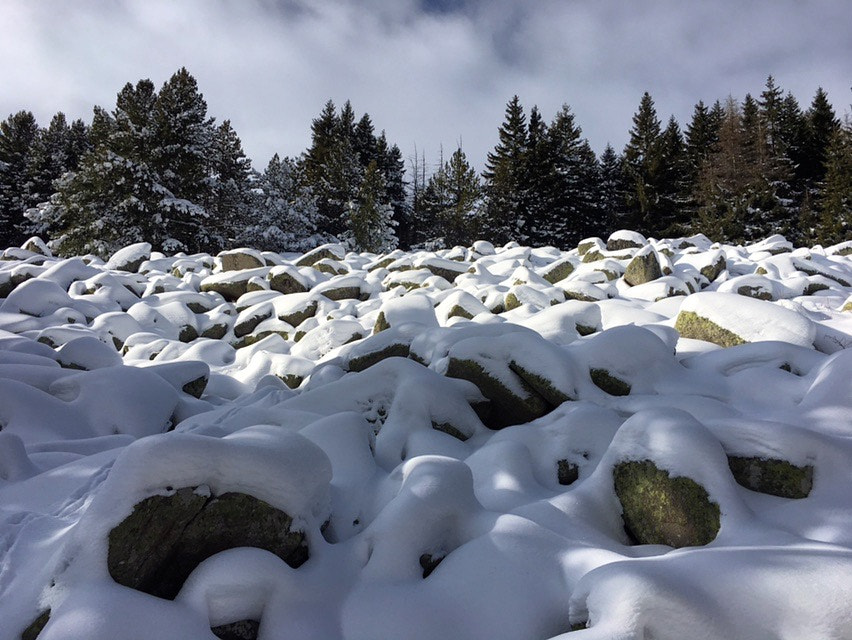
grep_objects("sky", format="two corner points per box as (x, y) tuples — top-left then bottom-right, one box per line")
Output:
(1, 0), (850, 173)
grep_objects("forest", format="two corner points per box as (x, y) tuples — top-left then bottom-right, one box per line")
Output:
(0, 68), (850, 257)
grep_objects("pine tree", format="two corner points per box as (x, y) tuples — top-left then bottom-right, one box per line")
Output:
(239, 154), (322, 252)
(210, 119), (253, 243)
(422, 146), (481, 248)
(344, 160), (397, 252)
(23, 112), (71, 212)
(483, 96), (528, 244)
(519, 105), (550, 245)
(623, 92), (663, 233)
(0, 111), (39, 247)
(541, 105), (599, 246)
(598, 143), (629, 235)
(375, 132), (408, 246)
(152, 68), (218, 252)
(818, 121), (852, 243)
(656, 116), (689, 235)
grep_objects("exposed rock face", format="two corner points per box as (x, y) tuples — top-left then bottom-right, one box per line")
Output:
(674, 310), (746, 348)
(557, 459), (579, 486)
(108, 488), (308, 599)
(219, 250), (265, 272)
(212, 620), (260, 640)
(623, 251), (663, 286)
(268, 271), (308, 295)
(541, 259), (574, 284)
(590, 368), (631, 396)
(613, 459), (721, 547)
(348, 343), (411, 372)
(727, 456), (813, 499)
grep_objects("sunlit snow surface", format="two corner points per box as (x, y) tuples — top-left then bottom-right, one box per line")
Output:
(1, 233), (851, 640)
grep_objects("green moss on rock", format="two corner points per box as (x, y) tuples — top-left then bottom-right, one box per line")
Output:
(320, 286), (363, 301)
(201, 323), (228, 340)
(21, 610), (50, 640)
(613, 459), (721, 547)
(108, 488), (308, 600)
(509, 361), (572, 407)
(675, 310), (746, 348)
(590, 368), (631, 396)
(268, 272), (308, 295)
(699, 256), (727, 282)
(373, 311), (390, 333)
(504, 292), (522, 311)
(727, 456), (813, 499)
(542, 260), (574, 284)
(736, 286), (773, 300)
(278, 300), (317, 327)
(349, 343), (411, 372)
(446, 357), (549, 429)
(624, 251), (663, 286)
(446, 304), (474, 320)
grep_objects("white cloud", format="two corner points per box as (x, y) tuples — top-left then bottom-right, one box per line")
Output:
(1, 0), (849, 173)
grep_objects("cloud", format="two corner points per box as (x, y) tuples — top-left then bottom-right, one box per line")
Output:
(1, 0), (849, 174)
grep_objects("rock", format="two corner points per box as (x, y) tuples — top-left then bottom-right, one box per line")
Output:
(674, 310), (746, 348)
(541, 259), (574, 284)
(419, 553), (444, 578)
(108, 488), (308, 599)
(268, 268), (309, 295)
(606, 230), (646, 252)
(219, 249), (265, 272)
(699, 255), (727, 282)
(21, 610), (50, 640)
(623, 249), (663, 286)
(446, 357), (550, 429)
(211, 620), (260, 640)
(295, 244), (345, 267)
(613, 459), (720, 547)
(105, 242), (152, 273)
(727, 456), (813, 499)
(21, 237), (51, 257)
(348, 343), (411, 372)
(589, 368), (632, 395)
(557, 459), (579, 486)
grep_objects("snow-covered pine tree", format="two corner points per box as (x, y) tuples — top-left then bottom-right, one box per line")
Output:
(343, 160), (397, 253)
(152, 68), (218, 253)
(519, 105), (550, 246)
(817, 120), (852, 243)
(375, 132), (409, 247)
(482, 96), (528, 245)
(655, 116), (690, 236)
(442, 146), (482, 247)
(623, 92), (663, 233)
(0, 111), (39, 247)
(209, 119), (253, 244)
(598, 143), (629, 235)
(239, 154), (323, 252)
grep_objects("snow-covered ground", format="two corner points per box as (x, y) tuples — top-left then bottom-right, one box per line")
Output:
(1, 231), (851, 640)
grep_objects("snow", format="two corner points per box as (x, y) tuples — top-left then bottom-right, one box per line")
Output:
(0, 234), (851, 640)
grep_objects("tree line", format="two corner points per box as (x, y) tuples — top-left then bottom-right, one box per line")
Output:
(0, 69), (849, 257)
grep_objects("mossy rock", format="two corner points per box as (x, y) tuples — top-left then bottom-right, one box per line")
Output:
(201, 280), (249, 302)
(232, 330), (289, 349)
(212, 620), (260, 640)
(606, 238), (644, 252)
(542, 260), (574, 284)
(737, 285), (773, 301)
(349, 343), (411, 372)
(727, 456), (813, 499)
(509, 361), (572, 407)
(597, 268), (620, 282)
(21, 610), (50, 640)
(313, 260), (347, 276)
(320, 286), (363, 301)
(276, 374), (303, 389)
(295, 247), (343, 267)
(699, 256), (727, 282)
(201, 323), (229, 340)
(108, 488), (308, 600)
(268, 271), (308, 295)
(564, 291), (599, 303)
(577, 240), (597, 256)
(278, 300), (317, 327)
(422, 263), (467, 283)
(674, 310), (746, 348)
(795, 264), (850, 287)
(220, 251), (264, 272)
(803, 283), (829, 296)
(755, 266), (769, 275)
(368, 257), (396, 271)
(557, 459), (579, 486)
(590, 368), (631, 396)
(373, 311), (390, 333)
(613, 459), (720, 547)
(624, 251), (662, 286)
(445, 357), (549, 429)
(178, 325), (199, 343)
(234, 309), (273, 338)
(182, 375), (209, 399)
(446, 304), (474, 320)
(431, 421), (469, 442)
(504, 292), (522, 311)
(842, 301), (852, 312)
(581, 250), (604, 263)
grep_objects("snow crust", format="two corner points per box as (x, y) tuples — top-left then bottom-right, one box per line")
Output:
(1, 234), (851, 640)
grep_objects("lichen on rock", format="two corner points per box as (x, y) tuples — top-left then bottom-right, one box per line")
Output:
(727, 456), (813, 499)
(613, 459), (721, 547)
(674, 310), (746, 348)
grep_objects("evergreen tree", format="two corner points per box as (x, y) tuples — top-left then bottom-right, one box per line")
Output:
(818, 121), (852, 243)
(623, 92), (663, 232)
(519, 105), (550, 245)
(0, 111), (39, 247)
(209, 119), (253, 242)
(598, 143), (629, 235)
(540, 105), (599, 246)
(23, 112), (71, 211)
(375, 132), (408, 246)
(482, 96), (528, 244)
(344, 160), (397, 252)
(239, 153), (322, 252)
(421, 146), (481, 247)
(152, 68), (218, 252)
(656, 116), (689, 235)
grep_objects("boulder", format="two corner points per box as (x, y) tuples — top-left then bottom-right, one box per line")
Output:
(727, 456), (813, 499)
(613, 459), (720, 547)
(218, 249), (265, 272)
(108, 487), (308, 599)
(623, 248), (663, 286)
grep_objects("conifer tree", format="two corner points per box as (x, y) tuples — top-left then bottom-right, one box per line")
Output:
(344, 160), (397, 252)
(623, 92), (663, 232)
(209, 119), (253, 242)
(598, 143), (629, 235)
(519, 105), (550, 245)
(482, 96), (528, 244)
(422, 146), (481, 247)
(818, 122), (852, 243)
(24, 112), (71, 211)
(655, 116), (689, 235)
(0, 110), (39, 247)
